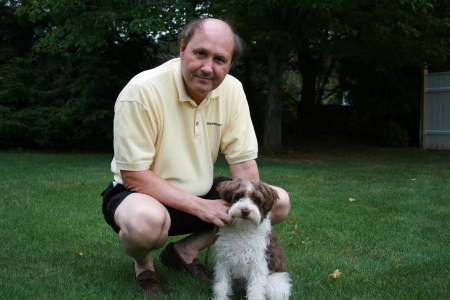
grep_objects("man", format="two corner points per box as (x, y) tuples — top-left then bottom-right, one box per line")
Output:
(101, 18), (290, 297)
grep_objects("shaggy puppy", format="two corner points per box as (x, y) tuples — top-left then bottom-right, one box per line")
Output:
(213, 180), (291, 300)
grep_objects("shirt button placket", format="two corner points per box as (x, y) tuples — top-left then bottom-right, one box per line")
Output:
(194, 107), (200, 137)
(193, 98), (208, 138)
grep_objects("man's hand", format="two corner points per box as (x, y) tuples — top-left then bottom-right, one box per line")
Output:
(192, 198), (232, 228)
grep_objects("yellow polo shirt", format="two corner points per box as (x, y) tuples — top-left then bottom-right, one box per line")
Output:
(111, 58), (258, 196)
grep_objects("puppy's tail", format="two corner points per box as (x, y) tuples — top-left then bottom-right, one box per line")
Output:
(267, 272), (291, 300)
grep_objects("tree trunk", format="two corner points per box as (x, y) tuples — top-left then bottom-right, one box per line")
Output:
(262, 50), (285, 151)
(298, 50), (319, 109)
(296, 50), (319, 137)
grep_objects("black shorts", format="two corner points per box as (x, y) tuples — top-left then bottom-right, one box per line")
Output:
(101, 177), (231, 236)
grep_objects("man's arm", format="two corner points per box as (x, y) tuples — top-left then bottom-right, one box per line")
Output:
(121, 169), (232, 227)
(229, 159), (260, 181)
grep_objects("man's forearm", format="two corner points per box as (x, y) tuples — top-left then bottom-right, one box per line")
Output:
(121, 169), (202, 215)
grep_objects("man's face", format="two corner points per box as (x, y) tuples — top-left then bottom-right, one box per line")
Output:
(180, 19), (234, 104)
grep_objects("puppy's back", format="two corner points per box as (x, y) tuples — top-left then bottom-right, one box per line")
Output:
(266, 230), (289, 273)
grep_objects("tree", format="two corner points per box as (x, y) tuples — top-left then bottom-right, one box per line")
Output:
(210, 0), (450, 149)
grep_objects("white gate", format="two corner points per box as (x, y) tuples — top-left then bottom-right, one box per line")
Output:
(423, 71), (450, 150)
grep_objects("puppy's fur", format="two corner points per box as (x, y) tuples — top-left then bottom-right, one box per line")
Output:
(213, 180), (291, 300)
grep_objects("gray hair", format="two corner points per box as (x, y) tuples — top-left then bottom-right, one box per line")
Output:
(178, 18), (245, 63)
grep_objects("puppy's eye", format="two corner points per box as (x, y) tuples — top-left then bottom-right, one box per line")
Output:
(251, 196), (261, 204)
(235, 192), (246, 199)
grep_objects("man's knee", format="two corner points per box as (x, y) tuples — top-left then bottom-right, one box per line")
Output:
(270, 186), (291, 225)
(115, 194), (170, 249)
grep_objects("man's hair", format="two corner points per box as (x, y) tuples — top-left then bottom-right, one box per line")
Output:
(178, 17), (245, 63)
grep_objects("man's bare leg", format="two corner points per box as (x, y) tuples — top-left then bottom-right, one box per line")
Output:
(114, 193), (171, 276)
(172, 229), (215, 264)
(270, 186), (291, 224)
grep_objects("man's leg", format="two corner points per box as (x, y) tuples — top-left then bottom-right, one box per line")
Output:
(114, 193), (171, 276)
(163, 176), (231, 265)
(269, 186), (291, 225)
(171, 228), (215, 264)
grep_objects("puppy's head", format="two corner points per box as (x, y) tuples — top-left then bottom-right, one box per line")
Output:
(217, 179), (279, 227)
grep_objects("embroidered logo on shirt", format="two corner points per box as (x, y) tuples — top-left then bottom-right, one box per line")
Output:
(206, 122), (223, 126)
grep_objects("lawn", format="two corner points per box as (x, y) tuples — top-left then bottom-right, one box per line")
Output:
(1, 144), (449, 299)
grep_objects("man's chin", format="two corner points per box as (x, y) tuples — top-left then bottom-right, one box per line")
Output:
(193, 83), (214, 95)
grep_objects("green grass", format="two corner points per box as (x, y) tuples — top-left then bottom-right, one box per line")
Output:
(1, 147), (449, 299)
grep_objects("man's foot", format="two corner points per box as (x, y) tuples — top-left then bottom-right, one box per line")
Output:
(133, 262), (163, 298)
(159, 242), (211, 284)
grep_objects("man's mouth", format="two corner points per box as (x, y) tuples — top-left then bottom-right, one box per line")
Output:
(195, 74), (213, 81)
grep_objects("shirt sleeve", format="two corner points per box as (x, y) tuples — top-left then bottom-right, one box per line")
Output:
(220, 84), (258, 164)
(113, 84), (159, 172)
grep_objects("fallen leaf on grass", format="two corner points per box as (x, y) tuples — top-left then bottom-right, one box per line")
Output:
(348, 198), (356, 202)
(291, 231), (298, 234)
(301, 237), (310, 244)
(286, 219), (296, 223)
(396, 264), (403, 268)
(328, 269), (343, 278)
(75, 251), (83, 256)
(288, 243), (298, 248)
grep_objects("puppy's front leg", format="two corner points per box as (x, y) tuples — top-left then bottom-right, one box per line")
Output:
(246, 267), (268, 300)
(212, 262), (233, 300)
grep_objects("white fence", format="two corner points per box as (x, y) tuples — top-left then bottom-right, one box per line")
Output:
(423, 71), (450, 150)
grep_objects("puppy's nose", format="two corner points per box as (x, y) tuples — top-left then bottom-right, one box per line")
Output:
(241, 208), (250, 217)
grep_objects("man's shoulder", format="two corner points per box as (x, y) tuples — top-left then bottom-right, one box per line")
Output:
(213, 74), (244, 101)
(117, 58), (180, 105)
(222, 73), (242, 87)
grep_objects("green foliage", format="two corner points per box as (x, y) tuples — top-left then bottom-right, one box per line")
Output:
(17, 0), (193, 53)
(0, 0), (197, 150)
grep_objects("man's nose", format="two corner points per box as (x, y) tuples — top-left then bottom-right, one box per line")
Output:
(201, 58), (213, 74)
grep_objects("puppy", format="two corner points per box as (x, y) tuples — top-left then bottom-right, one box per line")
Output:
(213, 179), (291, 300)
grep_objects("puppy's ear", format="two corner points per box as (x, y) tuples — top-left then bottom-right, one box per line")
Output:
(254, 181), (279, 213)
(217, 179), (243, 203)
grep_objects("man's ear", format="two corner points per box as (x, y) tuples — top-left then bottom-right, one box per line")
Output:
(179, 40), (186, 59)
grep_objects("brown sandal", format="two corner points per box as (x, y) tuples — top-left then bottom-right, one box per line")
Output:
(133, 262), (163, 298)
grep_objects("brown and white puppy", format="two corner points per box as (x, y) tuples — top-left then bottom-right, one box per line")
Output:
(213, 179), (291, 300)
